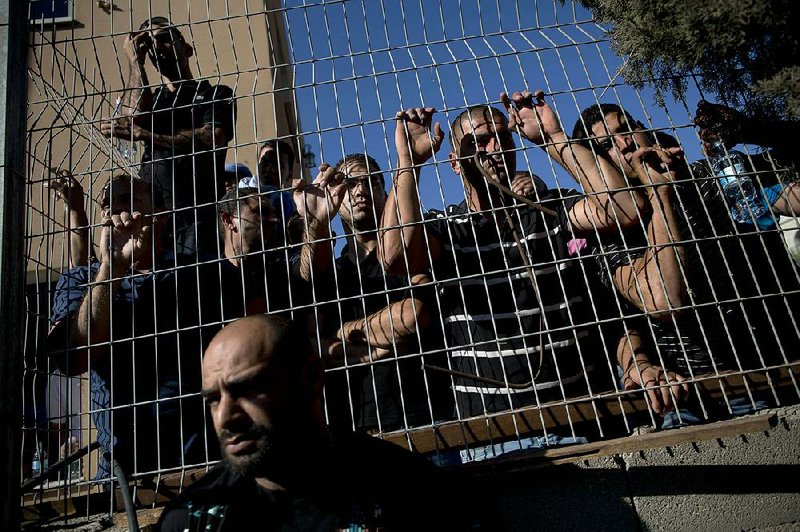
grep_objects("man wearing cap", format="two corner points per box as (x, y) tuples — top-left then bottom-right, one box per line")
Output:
(101, 16), (236, 260)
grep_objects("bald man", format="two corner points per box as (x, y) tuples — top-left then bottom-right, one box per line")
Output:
(158, 315), (470, 531)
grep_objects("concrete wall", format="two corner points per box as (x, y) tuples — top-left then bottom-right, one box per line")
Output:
(478, 407), (800, 531)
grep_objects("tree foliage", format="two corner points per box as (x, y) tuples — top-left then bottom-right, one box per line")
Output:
(575, 0), (800, 120)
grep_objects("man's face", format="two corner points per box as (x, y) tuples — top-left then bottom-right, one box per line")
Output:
(202, 327), (302, 477)
(230, 196), (279, 258)
(144, 23), (189, 76)
(590, 112), (652, 178)
(452, 110), (516, 186)
(258, 146), (292, 188)
(339, 163), (386, 232)
(99, 179), (155, 218)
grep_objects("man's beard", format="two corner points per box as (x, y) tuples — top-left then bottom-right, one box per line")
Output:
(218, 423), (278, 478)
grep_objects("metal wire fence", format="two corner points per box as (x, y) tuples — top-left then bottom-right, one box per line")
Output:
(21, 0), (800, 522)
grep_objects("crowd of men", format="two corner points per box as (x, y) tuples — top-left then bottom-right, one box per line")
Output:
(42, 17), (800, 510)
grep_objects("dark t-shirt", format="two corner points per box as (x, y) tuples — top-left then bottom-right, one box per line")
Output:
(140, 80), (235, 257)
(324, 243), (448, 432)
(423, 191), (617, 417)
(157, 432), (472, 531)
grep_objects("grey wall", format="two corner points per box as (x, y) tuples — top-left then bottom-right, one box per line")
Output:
(476, 407), (800, 531)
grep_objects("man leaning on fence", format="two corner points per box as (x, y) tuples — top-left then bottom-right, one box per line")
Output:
(571, 101), (800, 425)
(379, 92), (640, 447)
(45, 175), (209, 479)
(314, 153), (451, 433)
(157, 315), (471, 531)
(101, 16), (236, 260)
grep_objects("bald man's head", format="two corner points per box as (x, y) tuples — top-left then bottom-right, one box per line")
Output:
(202, 315), (322, 479)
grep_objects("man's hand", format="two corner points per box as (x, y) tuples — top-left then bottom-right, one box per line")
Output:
(100, 117), (148, 142)
(501, 89), (563, 145)
(630, 146), (685, 188)
(623, 363), (689, 415)
(99, 210), (153, 274)
(694, 100), (747, 150)
(46, 168), (85, 213)
(511, 172), (537, 197)
(395, 107), (444, 166)
(292, 163), (347, 226)
(123, 31), (151, 66)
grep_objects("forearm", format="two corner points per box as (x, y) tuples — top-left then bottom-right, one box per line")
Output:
(120, 62), (152, 119)
(318, 339), (386, 367)
(744, 120), (800, 151)
(771, 180), (800, 217)
(338, 294), (428, 349)
(299, 218), (333, 283)
(616, 328), (650, 373)
(645, 187), (686, 308)
(616, 187), (686, 316)
(379, 158), (428, 274)
(546, 132), (648, 229)
(141, 125), (223, 153)
(74, 261), (119, 353)
(67, 209), (91, 268)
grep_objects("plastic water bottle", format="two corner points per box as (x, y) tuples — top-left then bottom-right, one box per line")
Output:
(113, 97), (138, 164)
(708, 140), (767, 223)
(63, 436), (81, 481)
(31, 443), (48, 477)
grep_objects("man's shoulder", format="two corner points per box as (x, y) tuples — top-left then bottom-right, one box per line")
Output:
(55, 263), (100, 290)
(197, 80), (234, 101)
(157, 464), (243, 528)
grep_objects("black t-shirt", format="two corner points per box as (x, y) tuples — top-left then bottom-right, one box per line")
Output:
(140, 80), (235, 256)
(157, 432), (473, 531)
(324, 243), (447, 432)
(423, 191), (618, 417)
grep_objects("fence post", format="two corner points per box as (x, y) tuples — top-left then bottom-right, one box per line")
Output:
(0, 0), (28, 529)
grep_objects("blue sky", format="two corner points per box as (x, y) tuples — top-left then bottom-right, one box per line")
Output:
(281, 0), (706, 244)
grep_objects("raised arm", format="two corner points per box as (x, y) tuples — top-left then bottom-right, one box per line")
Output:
(501, 90), (648, 232)
(116, 31), (154, 119)
(47, 209), (152, 375)
(379, 108), (444, 275)
(610, 146), (688, 319)
(46, 169), (92, 268)
(293, 164), (346, 284)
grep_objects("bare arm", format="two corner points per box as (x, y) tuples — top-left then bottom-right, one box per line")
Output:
(101, 121), (228, 154)
(379, 108), (444, 274)
(322, 274), (432, 367)
(611, 147), (688, 319)
(771, 180), (800, 217)
(46, 169), (92, 268)
(117, 32), (154, 118)
(502, 90), (648, 232)
(49, 210), (151, 375)
(294, 164), (346, 283)
(616, 328), (689, 415)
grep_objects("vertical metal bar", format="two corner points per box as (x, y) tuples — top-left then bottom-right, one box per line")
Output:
(0, 0), (28, 528)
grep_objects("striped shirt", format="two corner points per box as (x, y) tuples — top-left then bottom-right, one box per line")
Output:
(424, 190), (615, 417)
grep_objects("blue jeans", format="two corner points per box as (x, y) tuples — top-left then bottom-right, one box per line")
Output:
(661, 396), (768, 429)
(429, 433), (588, 466)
